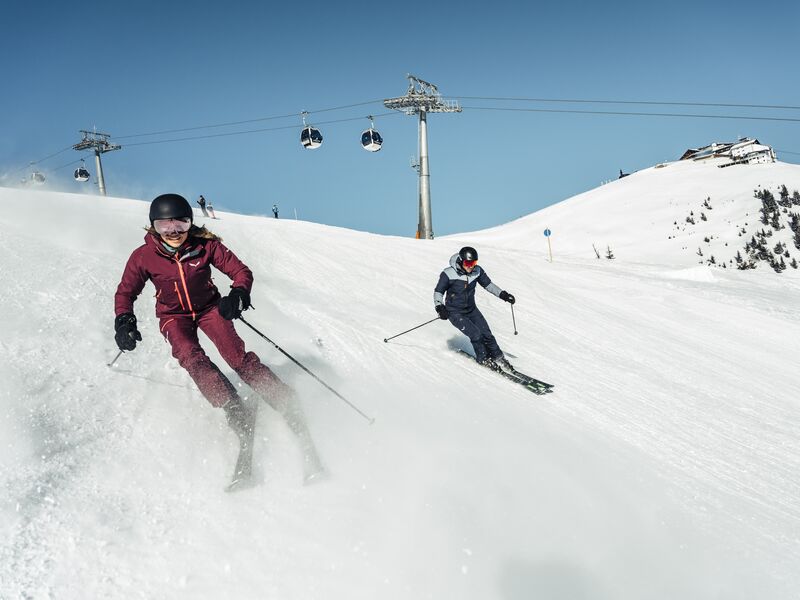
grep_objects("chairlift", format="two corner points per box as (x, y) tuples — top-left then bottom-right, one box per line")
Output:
(299, 111), (323, 150)
(31, 171), (46, 185)
(74, 159), (90, 182)
(361, 117), (383, 152)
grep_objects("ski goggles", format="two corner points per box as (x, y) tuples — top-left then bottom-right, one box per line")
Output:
(462, 259), (478, 269)
(153, 217), (191, 236)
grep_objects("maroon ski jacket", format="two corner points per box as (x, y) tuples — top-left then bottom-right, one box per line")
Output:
(115, 230), (253, 320)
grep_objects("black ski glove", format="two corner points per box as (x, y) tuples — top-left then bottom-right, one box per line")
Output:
(218, 287), (251, 320)
(114, 313), (142, 351)
(435, 304), (449, 320)
(499, 291), (516, 305)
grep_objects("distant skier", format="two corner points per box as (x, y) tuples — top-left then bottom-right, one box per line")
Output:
(113, 193), (321, 482)
(272, 204), (279, 219)
(197, 194), (209, 217)
(434, 246), (516, 370)
(207, 202), (217, 219)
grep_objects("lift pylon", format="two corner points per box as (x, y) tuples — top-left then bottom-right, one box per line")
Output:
(384, 75), (461, 240)
(73, 129), (121, 196)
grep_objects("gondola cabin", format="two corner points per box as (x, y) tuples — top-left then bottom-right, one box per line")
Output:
(300, 126), (323, 150)
(74, 166), (90, 182)
(361, 128), (383, 152)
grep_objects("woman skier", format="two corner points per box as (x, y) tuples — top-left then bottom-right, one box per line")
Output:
(113, 193), (321, 483)
(434, 246), (516, 370)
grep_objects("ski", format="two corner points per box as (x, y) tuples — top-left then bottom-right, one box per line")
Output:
(455, 350), (554, 395)
(493, 364), (553, 395)
(225, 403), (258, 492)
(498, 362), (554, 391)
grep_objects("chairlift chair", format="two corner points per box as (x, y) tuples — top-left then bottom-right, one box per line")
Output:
(31, 171), (46, 185)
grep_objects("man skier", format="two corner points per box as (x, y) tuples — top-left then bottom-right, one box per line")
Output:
(434, 246), (516, 370)
(196, 194), (209, 217)
(113, 193), (321, 483)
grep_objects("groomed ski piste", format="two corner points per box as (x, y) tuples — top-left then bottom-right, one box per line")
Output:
(2, 158), (800, 599)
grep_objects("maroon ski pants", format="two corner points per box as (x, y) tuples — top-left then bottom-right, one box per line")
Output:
(160, 308), (283, 408)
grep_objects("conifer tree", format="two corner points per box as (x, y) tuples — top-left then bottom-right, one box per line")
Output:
(779, 185), (791, 207)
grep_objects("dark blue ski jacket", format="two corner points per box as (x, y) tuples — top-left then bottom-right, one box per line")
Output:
(434, 253), (503, 313)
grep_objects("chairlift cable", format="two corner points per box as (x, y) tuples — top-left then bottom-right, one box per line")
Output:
(116, 99), (386, 140)
(461, 105), (800, 123)
(123, 111), (400, 147)
(51, 158), (83, 172)
(5, 145), (74, 175)
(454, 95), (800, 111)
(9, 93), (800, 169)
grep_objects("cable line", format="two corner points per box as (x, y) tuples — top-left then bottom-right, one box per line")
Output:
(5, 145), (74, 175)
(116, 99), (386, 140)
(455, 95), (800, 111)
(122, 111), (400, 147)
(7, 95), (800, 171)
(52, 158), (82, 171)
(461, 105), (800, 123)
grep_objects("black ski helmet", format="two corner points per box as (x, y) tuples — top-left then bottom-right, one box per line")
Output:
(149, 193), (193, 224)
(458, 246), (478, 263)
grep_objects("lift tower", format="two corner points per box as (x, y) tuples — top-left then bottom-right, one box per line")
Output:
(73, 130), (121, 196)
(384, 75), (461, 239)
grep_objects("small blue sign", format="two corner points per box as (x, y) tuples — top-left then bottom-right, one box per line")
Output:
(543, 228), (552, 237)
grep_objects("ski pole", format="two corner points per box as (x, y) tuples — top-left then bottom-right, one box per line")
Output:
(383, 317), (440, 343)
(238, 316), (374, 425)
(511, 304), (518, 335)
(107, 349), (124, 368)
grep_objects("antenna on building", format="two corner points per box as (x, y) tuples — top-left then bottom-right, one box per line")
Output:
(384, 74), (461, 239)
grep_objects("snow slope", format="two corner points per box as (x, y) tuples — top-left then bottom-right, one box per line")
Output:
(466, 158), (800, 268)
(1, 163), (800, 599)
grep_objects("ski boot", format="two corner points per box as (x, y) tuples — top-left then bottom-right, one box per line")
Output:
(478, 357), (501, 372)
(223, 396), (255, 440)
(494, 356), (515, 374)
(223, 396), (257, 491)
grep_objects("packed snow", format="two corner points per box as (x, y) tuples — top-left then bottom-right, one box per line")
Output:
(2, 158), (800, 599)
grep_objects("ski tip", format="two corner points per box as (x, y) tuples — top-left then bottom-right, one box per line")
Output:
(383, 338), (388, 343)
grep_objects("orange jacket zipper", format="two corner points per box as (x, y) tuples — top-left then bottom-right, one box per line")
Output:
(174, 255), (196, 319)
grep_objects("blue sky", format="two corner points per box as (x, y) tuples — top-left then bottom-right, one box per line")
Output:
(2, 0), (799, 236)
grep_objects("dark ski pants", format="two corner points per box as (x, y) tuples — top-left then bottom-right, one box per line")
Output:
(448, 307), (502, 363)
(159, 309), (288, 408)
